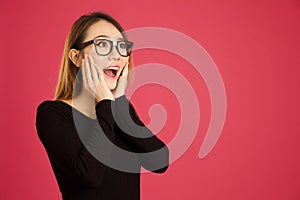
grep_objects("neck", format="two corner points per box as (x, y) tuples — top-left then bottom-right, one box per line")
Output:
(70, 89), (97, 119)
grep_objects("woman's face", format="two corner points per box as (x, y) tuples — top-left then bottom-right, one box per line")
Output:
(79, 20), (129, 90)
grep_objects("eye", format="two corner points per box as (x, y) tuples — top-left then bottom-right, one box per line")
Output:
(119, 42), (126, 49)
(96, 40), (109, 48)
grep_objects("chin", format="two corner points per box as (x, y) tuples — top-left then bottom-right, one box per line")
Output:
(104, 78), (117, 90)
(108, 83), (117, 91)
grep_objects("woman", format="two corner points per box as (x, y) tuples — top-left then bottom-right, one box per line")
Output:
(36, 12), (169, 200)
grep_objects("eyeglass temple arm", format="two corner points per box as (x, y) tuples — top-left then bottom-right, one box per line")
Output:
(77, 40), (94, 50)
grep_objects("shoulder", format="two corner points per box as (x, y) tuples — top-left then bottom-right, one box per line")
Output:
(36, 100), (71, 121)
(37, 100), (60, 113)
(37, 100), (56, 111)
(37, 100), (70, 111)
(35, 100), (75, 144)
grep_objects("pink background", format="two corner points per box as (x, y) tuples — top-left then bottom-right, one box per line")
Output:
(1, 0), (300, 199)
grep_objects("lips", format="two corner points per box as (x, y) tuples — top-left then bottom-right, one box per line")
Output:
(103, 65), (120, 78)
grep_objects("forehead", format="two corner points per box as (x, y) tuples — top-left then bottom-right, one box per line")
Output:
(84, 20), (123, 40)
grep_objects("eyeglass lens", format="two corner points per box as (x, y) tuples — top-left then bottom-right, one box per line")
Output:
(94, 39), (131, 56)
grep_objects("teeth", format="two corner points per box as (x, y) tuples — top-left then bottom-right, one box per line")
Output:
(106, 66), (119, 70)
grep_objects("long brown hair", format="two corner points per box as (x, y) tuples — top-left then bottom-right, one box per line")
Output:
(55, 12), (133, 100)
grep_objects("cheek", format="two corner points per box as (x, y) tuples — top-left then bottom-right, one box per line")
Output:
(120, 57), (129, 66)
(89, 50), (107, 69)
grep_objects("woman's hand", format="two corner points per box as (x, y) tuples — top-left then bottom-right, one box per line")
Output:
(113, 62), (129, 98)
(82, 54), (115, 102)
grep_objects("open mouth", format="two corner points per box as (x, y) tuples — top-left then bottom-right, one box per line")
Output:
(103, 66), (119, 78)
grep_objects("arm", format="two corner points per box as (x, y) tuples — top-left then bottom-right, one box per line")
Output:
(113, 96), (169, 173)
(36, 100), (115, 188)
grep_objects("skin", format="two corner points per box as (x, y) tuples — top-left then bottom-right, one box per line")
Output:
(65, 20), (130, 118)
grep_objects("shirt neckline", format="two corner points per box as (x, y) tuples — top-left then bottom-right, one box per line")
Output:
(55, 100), (98, 121)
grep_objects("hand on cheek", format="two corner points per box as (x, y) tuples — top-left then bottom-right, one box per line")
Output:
(81, 54), (114, 102)
(112, 62), (129, 98)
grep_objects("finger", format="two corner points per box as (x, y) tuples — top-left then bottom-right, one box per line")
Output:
(119, 62), (128, 77)
(81, 56), (88, 89)
(84, 54), (93, 90)
(123, 62), (129, 76)
(94, 60), (102, 78)
(119, 65), (125, 76)
(88, 55), (98, 83)
(86, 54), (94, 82)
(95, 65), (106, 88)
(98, 68), (107, 86)
(91, 58), (105, 84)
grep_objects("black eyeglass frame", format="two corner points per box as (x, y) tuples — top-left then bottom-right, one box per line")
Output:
(77, 37), (134, 57)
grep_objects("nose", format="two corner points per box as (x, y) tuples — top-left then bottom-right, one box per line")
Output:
(108, 45), (121, 61)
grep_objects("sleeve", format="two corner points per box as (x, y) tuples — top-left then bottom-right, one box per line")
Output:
(35, 100), (115, 189)
(113, 96), (169, 173)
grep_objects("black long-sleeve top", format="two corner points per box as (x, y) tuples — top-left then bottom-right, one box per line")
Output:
(36, 95), (169, 200)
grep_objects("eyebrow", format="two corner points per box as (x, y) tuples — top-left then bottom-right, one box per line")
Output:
(93, 34), (124, 40)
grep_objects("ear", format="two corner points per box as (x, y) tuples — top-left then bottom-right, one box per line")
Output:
(68, 49), (81, 67)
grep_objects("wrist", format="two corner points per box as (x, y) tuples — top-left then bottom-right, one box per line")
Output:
(114, 93), (125, 99)
(96, 95), (115, 103)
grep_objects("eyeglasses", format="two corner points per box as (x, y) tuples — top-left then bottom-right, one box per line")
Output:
(77, 37), (134, 57)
